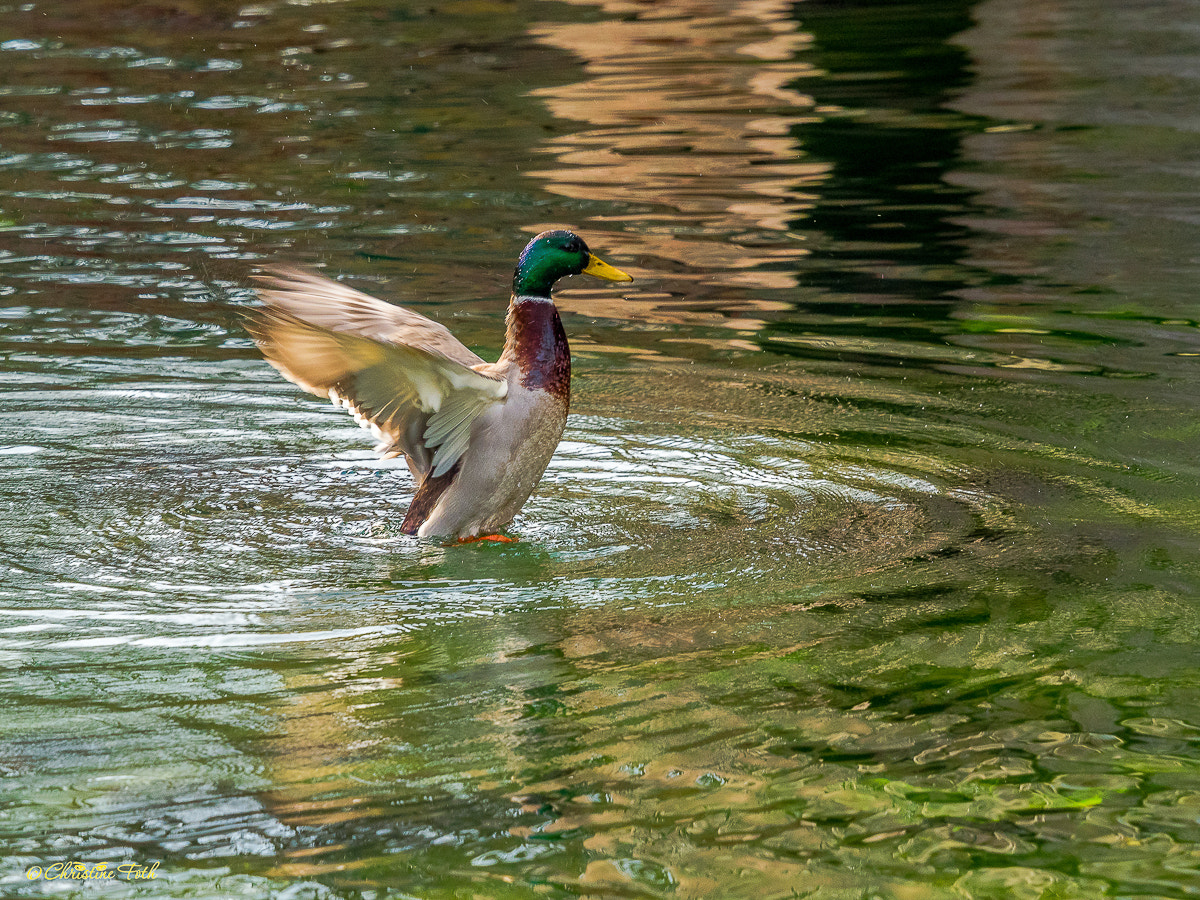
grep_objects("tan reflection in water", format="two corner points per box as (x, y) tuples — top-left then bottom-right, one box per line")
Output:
(528, 0), (828, 327)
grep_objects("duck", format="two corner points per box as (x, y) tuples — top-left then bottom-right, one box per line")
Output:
(247, 230), (633, 541)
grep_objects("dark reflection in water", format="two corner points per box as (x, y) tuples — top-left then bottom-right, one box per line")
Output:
(792, 0), (981, 314)
(4, 0), (1200, 898)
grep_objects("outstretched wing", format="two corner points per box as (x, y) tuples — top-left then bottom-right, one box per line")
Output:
(247, 267), (507, 478)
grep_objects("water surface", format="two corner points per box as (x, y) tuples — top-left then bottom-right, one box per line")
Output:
(3, 0), (1200, 897)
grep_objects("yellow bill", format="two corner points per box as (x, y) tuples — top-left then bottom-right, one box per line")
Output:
(582, 253), (634, 283)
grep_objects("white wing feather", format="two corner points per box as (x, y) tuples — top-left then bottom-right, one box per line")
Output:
(248, 268), (507, 478)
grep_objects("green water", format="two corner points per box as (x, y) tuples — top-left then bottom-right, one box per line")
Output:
(3, 0), (1200, 897)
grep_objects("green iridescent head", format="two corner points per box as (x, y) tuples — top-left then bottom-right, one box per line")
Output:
(512, 230), (633, 299)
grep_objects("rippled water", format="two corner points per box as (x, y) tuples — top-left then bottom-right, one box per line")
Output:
(4, 0), (1200, 897)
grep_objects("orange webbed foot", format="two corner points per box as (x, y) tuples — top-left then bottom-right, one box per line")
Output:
(457, 533), (518, 544)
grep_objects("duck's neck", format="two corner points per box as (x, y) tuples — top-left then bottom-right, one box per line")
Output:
(500, 296), (570, 400)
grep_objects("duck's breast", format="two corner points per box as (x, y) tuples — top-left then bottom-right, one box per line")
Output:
(417, 380), (567, 538)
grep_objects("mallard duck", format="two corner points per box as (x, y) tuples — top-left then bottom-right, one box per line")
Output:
(247, 230), (633, 541)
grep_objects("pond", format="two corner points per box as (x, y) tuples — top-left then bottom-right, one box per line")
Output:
(3, 0), (1200, 897)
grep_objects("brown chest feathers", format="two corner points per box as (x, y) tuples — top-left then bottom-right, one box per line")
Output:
(504, 298), (571, 401)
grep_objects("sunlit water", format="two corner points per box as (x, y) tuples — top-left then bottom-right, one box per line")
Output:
(4, 0), (1200, 898)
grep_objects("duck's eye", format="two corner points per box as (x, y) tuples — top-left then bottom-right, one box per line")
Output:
(564, 236), (582, 253)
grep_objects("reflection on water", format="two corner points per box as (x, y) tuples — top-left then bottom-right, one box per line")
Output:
(4, 0), (1200, 898)
(531, 0), (823, 330)
(949, 0), (1200, 374)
